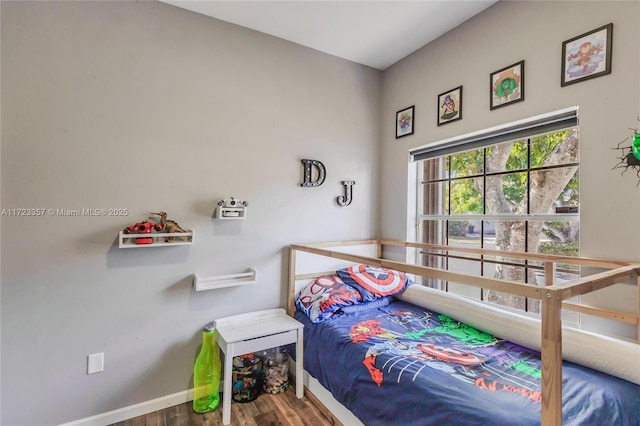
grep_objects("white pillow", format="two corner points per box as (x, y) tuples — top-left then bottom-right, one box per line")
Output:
(397, 285), (640, 385)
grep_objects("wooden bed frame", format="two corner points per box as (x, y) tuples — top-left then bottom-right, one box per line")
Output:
(287, 239), (640, 426)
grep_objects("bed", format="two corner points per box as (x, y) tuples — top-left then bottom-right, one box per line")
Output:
(287, 240), (640, 426)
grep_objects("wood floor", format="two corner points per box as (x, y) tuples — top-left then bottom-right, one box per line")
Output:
(110, 387), (342, 426)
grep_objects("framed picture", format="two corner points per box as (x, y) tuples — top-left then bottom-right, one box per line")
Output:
(396, 105), (414, 139)
(437, 86), (462, 126)
(490, 60), (524, 110)
(561, 23), (612, 87)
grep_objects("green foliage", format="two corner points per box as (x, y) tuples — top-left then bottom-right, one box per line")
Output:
(530, 131), (570, 168)
(449, 149), (483, 177)
(449, 179), (482, 214)
(448, 149), (482, 214)
(448, 221), (468, 237)
(446, 130), (577, 215)
(501, 172), (527, 207)
(538, 241), (579, 257)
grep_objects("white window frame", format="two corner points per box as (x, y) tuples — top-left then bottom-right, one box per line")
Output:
(409, 107), (580, 319)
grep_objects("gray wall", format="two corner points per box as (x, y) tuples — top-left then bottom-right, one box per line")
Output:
(0, 1), (380, 424)
(2, 0), (639, 425)
(381, 1), (639, 337)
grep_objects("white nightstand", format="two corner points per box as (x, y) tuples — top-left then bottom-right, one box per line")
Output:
(214, 308), (304, 425)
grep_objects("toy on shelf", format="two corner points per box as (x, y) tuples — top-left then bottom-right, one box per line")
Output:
(151, 211), (186, 242)
(123, 221), (163, 244)
(215, 197), (248, 219)
(119, 212), (193, 248)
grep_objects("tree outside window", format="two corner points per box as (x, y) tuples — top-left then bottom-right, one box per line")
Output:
(419, 128), (579, 314)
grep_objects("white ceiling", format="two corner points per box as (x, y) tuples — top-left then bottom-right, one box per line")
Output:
(159, 1), (498, 70)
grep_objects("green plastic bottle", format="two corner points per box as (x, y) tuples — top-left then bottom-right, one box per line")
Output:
(192, 322), (221, 413)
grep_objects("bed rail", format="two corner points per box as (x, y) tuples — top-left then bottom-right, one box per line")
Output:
(288, 239), (640, 426)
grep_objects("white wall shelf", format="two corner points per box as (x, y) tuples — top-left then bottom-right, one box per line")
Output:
(118, 230), (194, 248)
(193, 268), (257, 291)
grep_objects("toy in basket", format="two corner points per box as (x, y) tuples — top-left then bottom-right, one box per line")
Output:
(231, 354), (263, 403)
(263, 347), (290, 394)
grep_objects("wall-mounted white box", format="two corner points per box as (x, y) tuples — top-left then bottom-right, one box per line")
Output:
(87, 352), (104, 375)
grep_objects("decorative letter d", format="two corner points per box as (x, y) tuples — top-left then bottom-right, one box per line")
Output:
(300, 159), (326, 187)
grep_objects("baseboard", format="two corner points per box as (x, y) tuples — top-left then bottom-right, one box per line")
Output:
(58, 388), (195, 426)
(63, 361), (302, 426)
(61, 364), (357, 426)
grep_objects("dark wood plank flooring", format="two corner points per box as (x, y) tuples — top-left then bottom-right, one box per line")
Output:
(110, 387), (342, 426)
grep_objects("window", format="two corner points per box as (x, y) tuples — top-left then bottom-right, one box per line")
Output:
(412, 109), (579, 315)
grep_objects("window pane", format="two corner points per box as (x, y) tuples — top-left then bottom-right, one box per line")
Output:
(529, 169), (579, 214)
(446, 228), (483, 301)
(483, 265), (527, 310)
(423, 182), (448, 215)
(450, 148), (484, 178)
(419, 220), (448, 289)
(529, 221), (579, 257)
(557, 172), (579, 213)
(422, 157), (449, 182)
(530, 129), (578, 168)
(482, 220), (495, 249)
(481, 253), (527, 278)
(482, 220), (526, 262)
(485, 140), (527, 173)
(485, 173), (527, 214)
(448, 258), (482, 301)
(447, 220), (480, 244)
(421, 220), (446, 245)
(448, 221), (481, 247)
(450, 178), (482, 214)
(419, 252), (446, 289)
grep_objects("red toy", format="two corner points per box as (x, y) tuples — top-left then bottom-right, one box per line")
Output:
(123, 221), (162, 244)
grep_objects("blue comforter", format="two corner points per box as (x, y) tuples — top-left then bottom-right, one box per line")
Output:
(295, 300), (640, 426)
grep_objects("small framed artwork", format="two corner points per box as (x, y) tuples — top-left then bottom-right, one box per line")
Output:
(396, 105), (415, 139)
(437, 86), (462, 126)
(561, 23), (612, 87)
(490, 60), (524, 110)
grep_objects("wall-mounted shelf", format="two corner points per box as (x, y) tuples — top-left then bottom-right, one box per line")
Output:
(193, 268), (257, 291)
(118, 230), (194, 248)
(215, 207), (246, 220)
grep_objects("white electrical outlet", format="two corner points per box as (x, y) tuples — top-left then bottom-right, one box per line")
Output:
(87, 352), (104, 375)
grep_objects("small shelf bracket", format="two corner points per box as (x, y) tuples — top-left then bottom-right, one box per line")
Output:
(193, 268), (257, 291)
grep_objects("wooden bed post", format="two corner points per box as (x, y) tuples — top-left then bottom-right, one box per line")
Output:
(544, 261), (555, 286)
(288, 246), (297, 316)
(541, 287), (563, 426)
(637, 272), (640, 342)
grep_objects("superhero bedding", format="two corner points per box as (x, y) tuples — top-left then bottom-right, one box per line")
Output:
(294, 265), (640, 426)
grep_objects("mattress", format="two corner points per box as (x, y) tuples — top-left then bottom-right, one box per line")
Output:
(295, 300), (640, 426)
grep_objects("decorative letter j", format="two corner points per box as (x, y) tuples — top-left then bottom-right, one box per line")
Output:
(337, 181), (355, 206)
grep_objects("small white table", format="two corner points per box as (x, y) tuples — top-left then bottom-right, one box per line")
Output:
(214, 308), (304, 425)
